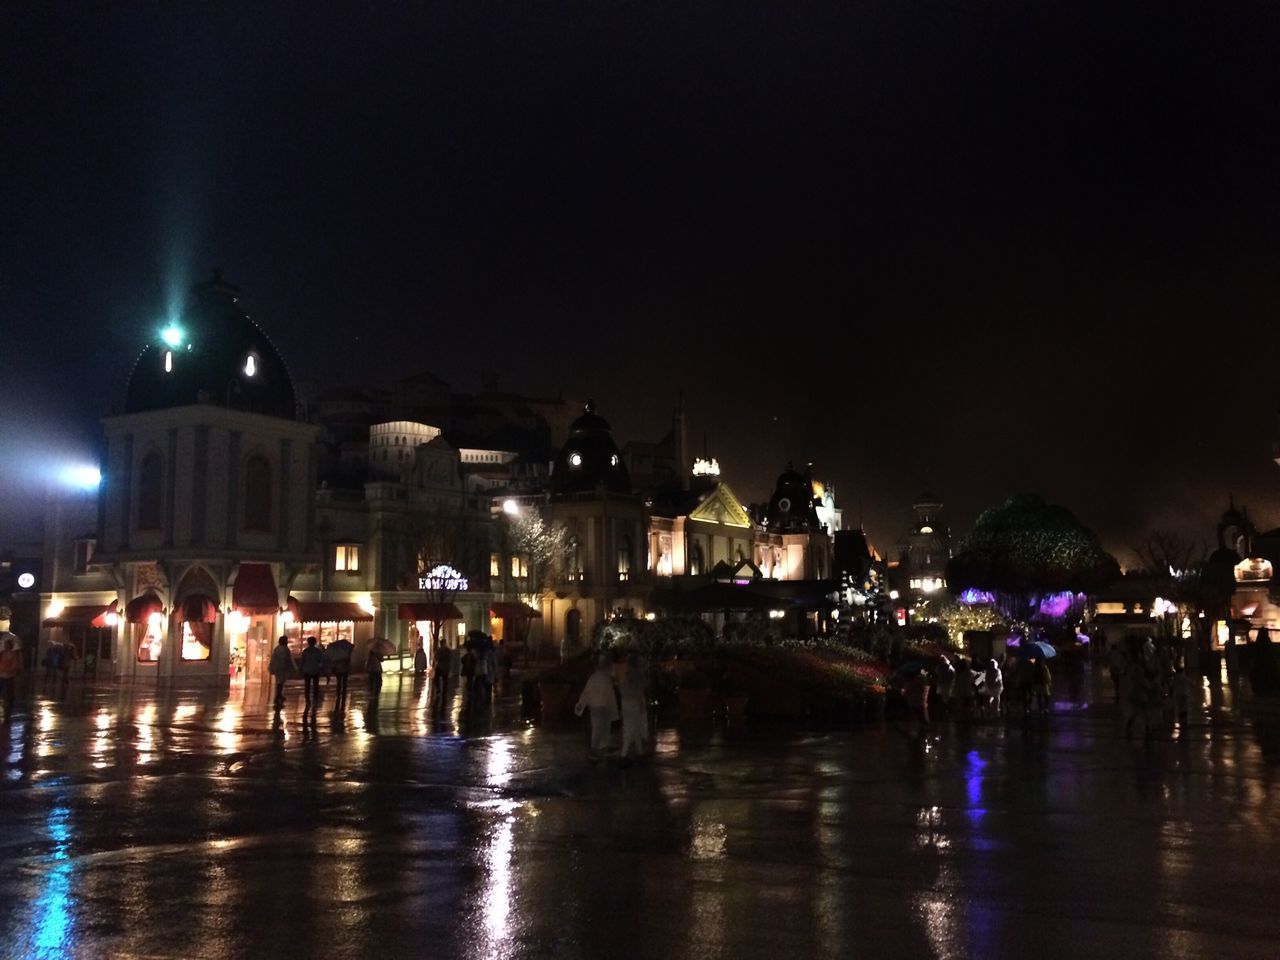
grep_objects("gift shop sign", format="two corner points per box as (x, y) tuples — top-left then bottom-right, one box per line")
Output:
(418, 564), (469, 591)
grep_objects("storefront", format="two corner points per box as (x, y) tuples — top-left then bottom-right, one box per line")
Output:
(398, 601), (464, 671)
(41, 599), (118, 676)
(489, 601), (542, 650)
(283, 596), (376, 665)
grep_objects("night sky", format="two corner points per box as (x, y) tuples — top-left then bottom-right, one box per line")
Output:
(4, 2), (1280, 561)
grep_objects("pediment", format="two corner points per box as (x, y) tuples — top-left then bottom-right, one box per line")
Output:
(689, 483), (753, 528)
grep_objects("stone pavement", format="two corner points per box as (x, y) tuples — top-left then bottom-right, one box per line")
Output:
(1, 670), (1278, 960)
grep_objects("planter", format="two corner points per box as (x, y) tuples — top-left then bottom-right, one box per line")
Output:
(538, 681), (576, 724)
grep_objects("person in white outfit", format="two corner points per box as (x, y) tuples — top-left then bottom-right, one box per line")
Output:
(575, 657), (619, 758)
(619, 652), (649, 760)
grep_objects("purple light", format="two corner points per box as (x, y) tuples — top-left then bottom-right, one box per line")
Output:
(1037, 591), (1081, 619)
(959, 588), (995, 606)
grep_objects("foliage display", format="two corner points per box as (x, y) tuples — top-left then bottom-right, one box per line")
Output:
(947, 494), (1119, 622)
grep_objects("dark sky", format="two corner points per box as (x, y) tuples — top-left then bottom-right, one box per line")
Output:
(4, 2), (1280, 562)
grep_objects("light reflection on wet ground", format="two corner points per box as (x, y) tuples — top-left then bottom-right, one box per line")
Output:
(1, 671), (1279, 959)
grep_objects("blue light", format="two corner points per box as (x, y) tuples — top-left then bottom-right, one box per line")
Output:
(161, 324), (184, 348)
(31, 804), (77, 956)
(59, 466), (101, 491)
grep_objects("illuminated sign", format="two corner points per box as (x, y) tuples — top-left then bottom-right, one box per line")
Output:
(418, 564), (468, 591)
(692, 457), (720, 477)
(16, 572), (36, 590)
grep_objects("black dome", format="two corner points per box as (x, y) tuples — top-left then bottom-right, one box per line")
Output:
(550, 401), (631, 496)
(124, 271), (298, 419)
(765, 461), (819, 532)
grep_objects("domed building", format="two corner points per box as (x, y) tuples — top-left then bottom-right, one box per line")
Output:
(549, 401), (631, 497)
(545, 402), (646, 652)
(41, 272), (328, 685)
(124, 270), (298, 419)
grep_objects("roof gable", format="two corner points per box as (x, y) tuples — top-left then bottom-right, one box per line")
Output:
(689, 483), (753, 528)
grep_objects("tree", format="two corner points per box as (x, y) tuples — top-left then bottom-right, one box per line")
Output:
(506, 506), (567, 597)
(947, 494), (1119, 626)
(394, 501), (488, 662)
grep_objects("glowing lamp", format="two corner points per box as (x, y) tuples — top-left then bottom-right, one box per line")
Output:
(502, 499), (519, 516)
(46, 600), (65, 619)
(104, 611), (120, 627)
(59, 465), (102, 490)
(357, 595), (376, 615)
(279, 610), (295, 625)
(161, 325), (184, 348)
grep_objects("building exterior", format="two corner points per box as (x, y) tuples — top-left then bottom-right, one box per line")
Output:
(888, 493), (952, 618)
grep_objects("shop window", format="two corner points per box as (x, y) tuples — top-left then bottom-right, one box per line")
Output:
(511, 555), (528, 579)
(335, 544), (361, 573)
(137, 616), (164, 662)
(137, 452), (163, 530)
(490, 553), (501, 578)
(285, 620), (355, 651)
(73, 538), (96, 572)
(617, 536), (631, 581)
(181, 621), (212, 661)
(243, 455), (272, 532)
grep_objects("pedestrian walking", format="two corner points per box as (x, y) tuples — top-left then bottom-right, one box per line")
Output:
(575, 656), (619, 759)
(0, 637), (21, 723)
(933, 656), (956, 719)
(982, 658), (1004, 719)
(460, 647), (477, 701)
(906, 669), (930, 726)
(619, 652), (648, 761)
(328, 640), (353, 708)
(366, 647), (384, 702)
(1029, 657), (1052, 716)
(414, 643), (428, 677)
(268, 636), (294, 711)
(299, 636), (326, 721)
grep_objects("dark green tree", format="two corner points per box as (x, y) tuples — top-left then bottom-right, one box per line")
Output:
(947, 494), (1120, 625)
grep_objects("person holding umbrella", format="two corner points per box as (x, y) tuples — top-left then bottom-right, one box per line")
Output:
(299, 636), (327, 723)
(0, 636), (21, 723)
(327, 637), (355, 710)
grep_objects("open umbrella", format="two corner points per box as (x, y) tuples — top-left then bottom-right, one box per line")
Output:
(368, 637), (397, 656)
(1012, 640), (1057, 660)
(325, 638), (354, 663)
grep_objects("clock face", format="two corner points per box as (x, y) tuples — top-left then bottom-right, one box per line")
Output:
(569, 453), (583, 467)
(17, 572), (35, 590)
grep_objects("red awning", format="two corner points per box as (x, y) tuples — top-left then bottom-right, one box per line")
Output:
(232, 563), (279, 614)
(490, 602), (542, 619)
(180, 594), (218, 623)
(286, 596), (374, 623)
(125, 593), (164, 622)
(398, 602), (463, 622)
(43, 601), (117, 628)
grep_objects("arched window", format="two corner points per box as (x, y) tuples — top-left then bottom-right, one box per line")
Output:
(567, 536), (582, 582)
(689, 543), (705, 577)
(242, 454), (272, 532)
(617, 535), (632, 581)
(137, 452), (163, 531)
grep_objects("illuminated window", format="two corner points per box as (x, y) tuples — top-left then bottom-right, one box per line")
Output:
(490, 553), (501, 577)
(617, 536), (631, 581)
(335, 544), (361, 572)
(511, 555), (528, 579)
(137, 615), (164, 663)
(137, 452), (164, 531)
(181, 621), (212, 661)
(242, 455), (272, 531)
(567, 536), (583, 581)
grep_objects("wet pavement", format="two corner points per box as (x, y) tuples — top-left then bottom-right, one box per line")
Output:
(2, 670), (1279, 960)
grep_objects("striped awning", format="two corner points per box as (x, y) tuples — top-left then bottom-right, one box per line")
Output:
(286, 597), (374, 624)
(43, 601), (117, 628)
